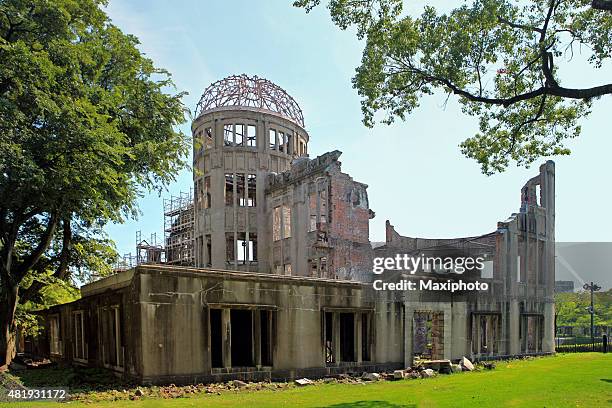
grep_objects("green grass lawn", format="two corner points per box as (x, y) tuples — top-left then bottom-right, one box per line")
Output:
(2, 353), (611, 408)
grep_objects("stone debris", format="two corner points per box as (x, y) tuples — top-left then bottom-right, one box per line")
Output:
(421, 359), (452, 374)
(294, 378), (314, 386)
(361, 372), (381, 381)
(233, 380), (247, 388)
(420, 369), (436, 378)
(393, 370), (404, 380)
(62, 362), (486, 403)
(460, 356), (475, 371)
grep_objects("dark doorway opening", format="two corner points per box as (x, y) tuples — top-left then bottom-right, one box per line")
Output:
(340, 313), (355, 362)
(210, 309), (223, 368)
(231, 309), (253, 366)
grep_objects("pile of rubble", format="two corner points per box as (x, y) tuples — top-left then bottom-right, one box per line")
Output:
(294, 356), (491, 387)
(69, 356), (494, 402)
(9, 353), (54, 370)
(355, 356), (487, 383)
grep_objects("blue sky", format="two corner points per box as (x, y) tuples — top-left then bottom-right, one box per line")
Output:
(104, 0), (612, 258)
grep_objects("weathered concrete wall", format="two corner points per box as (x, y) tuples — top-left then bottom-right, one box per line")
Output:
(192, 107), (309, 274)
(135, 265), (402, 383)
(36, 270), (141, 378)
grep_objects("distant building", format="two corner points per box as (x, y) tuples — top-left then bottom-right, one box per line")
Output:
(555, 280), (575, 293)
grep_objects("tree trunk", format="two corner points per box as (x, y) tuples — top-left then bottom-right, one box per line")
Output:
(0, 284), (19, 370)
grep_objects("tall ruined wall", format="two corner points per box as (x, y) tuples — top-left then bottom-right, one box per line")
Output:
(265, 151), (374, 281)
(376, 161), (556, 363)
(496, 160), (556, 355)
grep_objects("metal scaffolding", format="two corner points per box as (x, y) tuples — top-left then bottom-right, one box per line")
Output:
(164, 189), (195, 266)
(113, 253), (137, 273)
(136, 230), (165, 265)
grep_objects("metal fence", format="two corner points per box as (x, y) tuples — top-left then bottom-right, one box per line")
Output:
(555, 336), (610, 353)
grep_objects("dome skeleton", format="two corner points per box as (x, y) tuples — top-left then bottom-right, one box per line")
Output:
(195, 74), (305, 127)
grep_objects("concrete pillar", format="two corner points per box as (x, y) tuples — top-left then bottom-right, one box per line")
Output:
(442, 304), (452, 360)
(509, 301), (520, 355)
(403, 305), (414, 367)
(355, 313), (362, 364)
(254, 310), (262, 367)
(332, 313), (340, 364)
(543, 303), (555, 352)
(222, 308), (231, 368)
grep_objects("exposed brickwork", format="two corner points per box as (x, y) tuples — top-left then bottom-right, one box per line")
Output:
(265, 151), (373, 281)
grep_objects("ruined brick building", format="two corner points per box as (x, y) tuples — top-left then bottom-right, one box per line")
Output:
(38, 75), (555, 384)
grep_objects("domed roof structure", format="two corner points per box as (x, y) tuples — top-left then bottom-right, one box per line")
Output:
(195, 74), (305, 127)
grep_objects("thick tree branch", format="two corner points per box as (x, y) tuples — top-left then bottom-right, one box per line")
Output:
(497, 17), (543, 34)
(424, 73), (547, 106)
(15, 212), (59, 281)
(19, 218), (71, 303)
(397, 64), (612, 107)
(548, 83), (612, 99)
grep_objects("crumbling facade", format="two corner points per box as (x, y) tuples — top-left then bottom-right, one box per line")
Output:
(37, 75), (555, 384)
(375, 160), (555, 362)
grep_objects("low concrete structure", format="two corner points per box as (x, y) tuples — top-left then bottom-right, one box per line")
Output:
(42, 265), (403, 384)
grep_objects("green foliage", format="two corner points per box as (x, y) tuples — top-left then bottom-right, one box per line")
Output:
(555, 289), (611, 329)
(15, 275), (79, 337)
(0, 0), (189, 352)
(295, 0), (612, 174)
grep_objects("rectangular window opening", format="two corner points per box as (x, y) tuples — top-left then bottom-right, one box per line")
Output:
(235, 124), (244, 147)
(247, 125), (257, 147)
(226, 233), (235, 263)
(204, 176), (211, 209)
(247, 174), (256, 207)
(269, 129), (276, 150)
(73, 311), (86, 361)
(224, 124), (233, 146)
(237, 233), (257, 264)
(99, 306), (122, 368)
(237, 173), (246, 206)
(225, 173), (234, 207)
(204, 127), (214, 148)
(278, 132), (285, 153)
(205, 235), (212, 267)
(49, 315), (61, 355)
